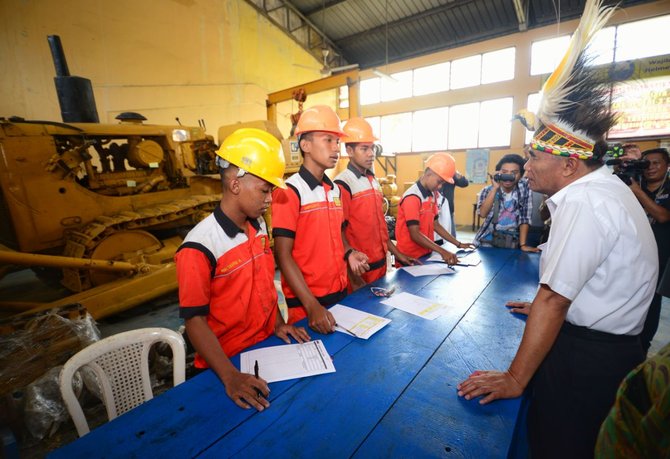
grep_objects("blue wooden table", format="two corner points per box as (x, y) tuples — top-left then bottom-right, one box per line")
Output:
(51, 248), (539, 458)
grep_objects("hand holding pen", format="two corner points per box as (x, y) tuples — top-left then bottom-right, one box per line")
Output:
(221, 362), (269, 411)
(254, 360), (263, 399)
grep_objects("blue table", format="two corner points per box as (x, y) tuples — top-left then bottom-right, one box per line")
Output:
(51, 248), (539, 458)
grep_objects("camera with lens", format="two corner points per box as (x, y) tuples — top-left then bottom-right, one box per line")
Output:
(604, 143), (649, 185)
(605, 158), (649, 185)
(493, 173), (516, 182)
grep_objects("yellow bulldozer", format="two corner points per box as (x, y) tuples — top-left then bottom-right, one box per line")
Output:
(0, 36), (298, 322)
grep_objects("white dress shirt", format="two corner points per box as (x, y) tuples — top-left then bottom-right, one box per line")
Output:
(539, 166), (658, 335)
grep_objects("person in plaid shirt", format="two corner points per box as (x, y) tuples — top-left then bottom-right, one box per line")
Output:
(474, 153), (539, 252)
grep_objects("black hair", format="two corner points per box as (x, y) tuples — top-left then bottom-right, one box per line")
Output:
(642, 147), (670, 164)
(297, 132), (313, 158)
(496, 154), (526, 177)
(585, 140), (611, 169)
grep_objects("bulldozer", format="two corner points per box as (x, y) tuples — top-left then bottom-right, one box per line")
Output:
(0, 36), (230, 321)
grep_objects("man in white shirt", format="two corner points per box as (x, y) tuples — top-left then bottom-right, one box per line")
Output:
(457, 2), (658, 457)
(459, 141), (658, 458)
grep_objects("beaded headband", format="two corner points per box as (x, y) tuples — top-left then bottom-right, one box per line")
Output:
(530, 121), (596, 159)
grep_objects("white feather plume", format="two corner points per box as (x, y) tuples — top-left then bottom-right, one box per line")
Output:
(537, 0), (617, 123)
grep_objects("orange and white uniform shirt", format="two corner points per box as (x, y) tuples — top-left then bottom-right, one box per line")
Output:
(176, 206), (276, 368)
(395, 181), (439, 259)
(272, 166), (348, 323)
(335, 162), (388, 284)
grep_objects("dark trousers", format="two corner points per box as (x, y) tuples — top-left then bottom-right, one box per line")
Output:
(528, 322), (644, 459)
(640, 292), (662, 354)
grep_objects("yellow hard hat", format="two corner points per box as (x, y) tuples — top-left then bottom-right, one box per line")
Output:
(295, 105), (346, 138)
(217, 128), (286, 188)
(342, 117), (378, 144)
(425, 153), (456, 184)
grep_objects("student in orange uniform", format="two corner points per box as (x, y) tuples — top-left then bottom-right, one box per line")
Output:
(395, 153), (474, 265)
(334, 117), (417, 287)
(272, 105), (369, 334)
(176, 128), (310, 412)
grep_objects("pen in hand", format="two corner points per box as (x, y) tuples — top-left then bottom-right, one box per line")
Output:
(254, 360), (263, 398)
(335, 323), (359, 338)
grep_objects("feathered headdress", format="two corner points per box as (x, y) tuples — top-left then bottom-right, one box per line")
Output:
(515, 0), (618, 160)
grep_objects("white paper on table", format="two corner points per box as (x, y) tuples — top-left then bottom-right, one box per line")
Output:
(456, 248), (476, 255)
(400, 263), (455, 276)
(456, 251), (481, 266)
(329, 304), (391, 339)
(381, 291), (449, 320)
(426, 252), (446, 263)
(239, 340), (335, 383)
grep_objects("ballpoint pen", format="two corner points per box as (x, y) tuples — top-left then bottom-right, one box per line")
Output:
(254, 360), (263, 398)
(335, 323), (359, 338)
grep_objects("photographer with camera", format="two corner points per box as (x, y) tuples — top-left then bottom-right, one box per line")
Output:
(473, 153), (539, 252)
(628, 147), (670, 354)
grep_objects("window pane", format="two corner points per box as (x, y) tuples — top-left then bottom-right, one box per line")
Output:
(479, 97), (513, 147)
(413, 62), (450, 96)
(451, 55), (481, 89)
(412, 107), (449, 152)
(525, 92), (541, 144)
(381, 113), (412, 153)
(586, 26), (615, 66)
(448, 103), (479, 149)
(482, 47), (515, 84)
(616, 15), (670, 61)
(381, 70), (413, 102)
(361, 78), (381, 105)
(531, 35), (570, 75)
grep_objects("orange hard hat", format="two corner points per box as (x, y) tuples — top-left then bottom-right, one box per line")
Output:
(294, 105), (346, 138)
(342, 117), (378, 144)
(425, 153), (456, 184)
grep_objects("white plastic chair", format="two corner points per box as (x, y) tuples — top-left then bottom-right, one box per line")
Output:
(59, 327), (186, 436)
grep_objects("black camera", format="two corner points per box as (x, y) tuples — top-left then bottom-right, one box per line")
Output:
(493, 173), (516, 182)
(605, 158), (649, 185)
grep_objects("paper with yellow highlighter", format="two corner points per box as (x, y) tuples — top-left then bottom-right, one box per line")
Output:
(380, 291), (449, 320)
(330, 304), (391, 339)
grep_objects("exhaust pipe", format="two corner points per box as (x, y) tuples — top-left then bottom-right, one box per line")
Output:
(47, 35), (99, 123)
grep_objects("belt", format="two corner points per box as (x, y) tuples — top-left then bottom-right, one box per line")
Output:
(286, 287), (347, 308)
(561, 321), (640, 344)
(368, 258), (386, 270)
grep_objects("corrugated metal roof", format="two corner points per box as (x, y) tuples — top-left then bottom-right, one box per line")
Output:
(283, 0), (660, 68)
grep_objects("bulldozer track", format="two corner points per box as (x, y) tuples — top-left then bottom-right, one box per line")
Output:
(61, 194), (219, 291)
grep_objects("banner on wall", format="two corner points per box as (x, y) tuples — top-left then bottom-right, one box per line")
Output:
(465, 149), (489, 184)
(608, 75), (670, 139)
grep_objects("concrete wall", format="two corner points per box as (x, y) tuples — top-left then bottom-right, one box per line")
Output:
(0, 0), (332, 140)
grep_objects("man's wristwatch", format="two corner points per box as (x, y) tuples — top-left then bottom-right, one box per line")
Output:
(344, 248), (355, 261)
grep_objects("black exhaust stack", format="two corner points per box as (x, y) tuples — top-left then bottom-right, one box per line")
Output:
(48, 35), (99, 123)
